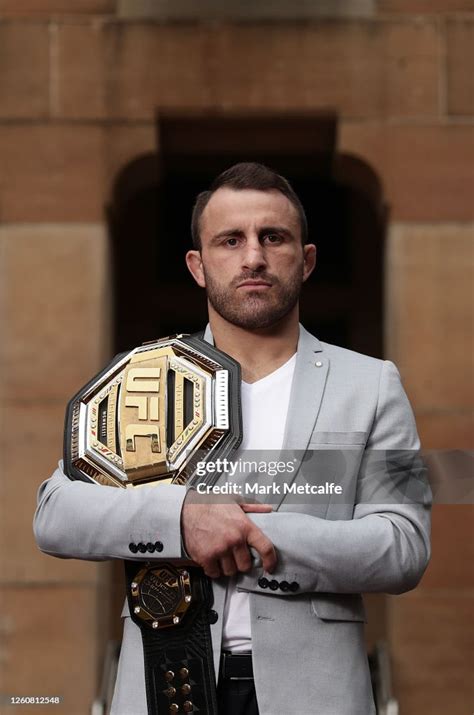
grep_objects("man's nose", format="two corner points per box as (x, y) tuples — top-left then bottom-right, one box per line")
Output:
(241, 239), (267, 271)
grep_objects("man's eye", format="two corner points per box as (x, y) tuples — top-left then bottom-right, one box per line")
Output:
(225, 237), (239, 247)
(263, 234), (282, 244)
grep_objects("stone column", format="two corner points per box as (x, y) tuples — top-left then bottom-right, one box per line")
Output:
(386, 223), (474, 714)
(0, 224), (112, 714)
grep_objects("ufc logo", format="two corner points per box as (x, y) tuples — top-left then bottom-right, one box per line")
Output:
(125, 368), (161, 453)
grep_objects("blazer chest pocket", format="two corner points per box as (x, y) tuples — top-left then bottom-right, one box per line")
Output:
(308, 431), (367, 447)
(311, 593), (367, 623)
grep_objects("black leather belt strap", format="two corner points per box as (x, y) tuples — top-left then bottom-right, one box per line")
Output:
(125, 561), (218, 715)
(219, 652), (254, 681)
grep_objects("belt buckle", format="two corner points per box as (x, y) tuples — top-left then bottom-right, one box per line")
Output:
(129, 563), (193, 629)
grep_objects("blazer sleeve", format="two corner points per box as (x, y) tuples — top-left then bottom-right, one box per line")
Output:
(236, 360), (432, 596)
(33, 462), (187, 561)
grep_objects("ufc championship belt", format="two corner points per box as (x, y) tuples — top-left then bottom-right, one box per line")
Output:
(63, 334), (242, 715)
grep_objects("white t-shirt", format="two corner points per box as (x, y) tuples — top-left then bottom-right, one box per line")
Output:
(221, 353), (297, 653)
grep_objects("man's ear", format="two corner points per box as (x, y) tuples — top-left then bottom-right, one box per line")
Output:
(302, 243), (316, 282)
(185, 250), (206, 288)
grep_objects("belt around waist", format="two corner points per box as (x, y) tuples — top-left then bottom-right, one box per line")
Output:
(220, 652), (254, 680)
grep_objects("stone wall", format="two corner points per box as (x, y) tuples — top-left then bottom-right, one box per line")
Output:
(0, 2), (472, 713)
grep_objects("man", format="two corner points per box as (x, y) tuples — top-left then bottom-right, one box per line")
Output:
(34, 162), (431, 715)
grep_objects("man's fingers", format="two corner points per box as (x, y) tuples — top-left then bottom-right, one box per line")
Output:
(181, 500), (275, 576)
(219, 554), (238, 577)
(203, 558), (221, 579)
(232, 543), (253, 573)
(247, 526), (277, 573)
(240, 502), (273, 513)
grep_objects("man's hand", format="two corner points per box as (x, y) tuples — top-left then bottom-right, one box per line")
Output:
(181, 491), (277, 578)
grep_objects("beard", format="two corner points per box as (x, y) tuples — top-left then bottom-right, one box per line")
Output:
(203, 262), (304, 330)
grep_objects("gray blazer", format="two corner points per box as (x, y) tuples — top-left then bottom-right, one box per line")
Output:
(34, 325), (431, 715)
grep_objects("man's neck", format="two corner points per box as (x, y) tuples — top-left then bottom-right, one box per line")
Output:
(208, 306), (300, 383)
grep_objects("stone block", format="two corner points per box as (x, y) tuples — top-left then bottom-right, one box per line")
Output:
(388, 592), (474, 714)
(105, 23), (214, 119)
(0, 584), (101, 715)
(386, 224), (474, 410)
(0, 21), (49, 119)
(118, 0), (376, 20)
(0, 224), (111, 402)
(59, 20), (440, 120)
(447, 19), (474, 116)
(0, 403), (102, 584)
(340, 123), (474, 220)
(418, 505), (474, 590)
(0, 0), (115, 14)
(54, 21), (111, 119)
(416, 411), (474, 450)
(0, 124), (106, 222)
(378, 0), (474, 12)
(211, 20), (439, 119)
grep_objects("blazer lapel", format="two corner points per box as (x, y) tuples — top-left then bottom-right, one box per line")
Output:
(201, 323), (330, 506)
(282, 324), (328, 450)
(266, 325), (329, 506)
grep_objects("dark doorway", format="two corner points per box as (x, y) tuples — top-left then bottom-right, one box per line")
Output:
(109, 113), (387, 358)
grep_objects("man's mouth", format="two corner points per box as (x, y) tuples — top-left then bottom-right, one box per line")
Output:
(237, 279), (272, 289)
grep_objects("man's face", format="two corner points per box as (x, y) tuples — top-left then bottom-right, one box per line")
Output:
(186, 187), (316, 330)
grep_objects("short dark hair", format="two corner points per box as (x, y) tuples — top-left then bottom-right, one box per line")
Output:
(191, 162), (308, 249)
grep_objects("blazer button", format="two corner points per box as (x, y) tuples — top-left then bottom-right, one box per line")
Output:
(280, 580), (290, 592)
(269, 580), (279, 591)
(258, 577), (269, 589)
(289, 581), (299, 592)
(155, 541), (164, 552)
(128, 543), (138, 553)
(146, 542), (155, 553)
(209, 610), (218, 624)
(138, 542), (147, 553)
